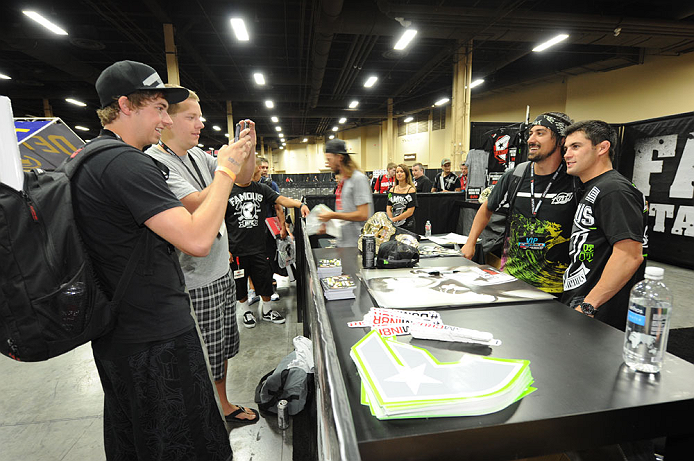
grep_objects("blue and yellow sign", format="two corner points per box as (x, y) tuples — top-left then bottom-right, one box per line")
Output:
(15, 118), (86, 171)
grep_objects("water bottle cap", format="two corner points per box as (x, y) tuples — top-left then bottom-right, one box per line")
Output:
(645, 266), (664, 280)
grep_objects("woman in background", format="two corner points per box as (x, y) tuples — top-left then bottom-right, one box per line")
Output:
(386, 164), (418, 233)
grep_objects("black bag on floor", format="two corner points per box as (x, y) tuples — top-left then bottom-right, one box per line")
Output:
(0, 137), (147, 362)
(255, 351), (314, 416)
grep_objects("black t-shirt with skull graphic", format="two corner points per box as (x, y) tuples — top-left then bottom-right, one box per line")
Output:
(226, 181), (280, 256)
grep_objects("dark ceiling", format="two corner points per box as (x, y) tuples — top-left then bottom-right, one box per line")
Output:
(1, 0), (693, 150)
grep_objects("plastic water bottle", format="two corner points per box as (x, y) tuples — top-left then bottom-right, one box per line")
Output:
(424, 220), (432, 238)
(623, 267), (673, 373)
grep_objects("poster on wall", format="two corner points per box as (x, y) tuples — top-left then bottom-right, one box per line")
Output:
(620, 112), (694, 269)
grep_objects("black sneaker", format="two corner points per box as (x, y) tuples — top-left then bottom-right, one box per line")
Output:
(261, 309), (285, 324)
(242, 311), (256, 328)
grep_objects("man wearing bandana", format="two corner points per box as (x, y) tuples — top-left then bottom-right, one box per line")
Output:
(461, 112), (578, 295)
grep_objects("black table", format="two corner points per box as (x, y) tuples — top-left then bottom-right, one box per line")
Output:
(312, 247), (694, 460)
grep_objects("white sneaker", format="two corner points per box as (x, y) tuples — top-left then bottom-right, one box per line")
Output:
(270, 292), (280, 301)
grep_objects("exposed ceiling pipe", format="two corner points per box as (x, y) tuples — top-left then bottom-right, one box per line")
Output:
(308, 0), (344, 109)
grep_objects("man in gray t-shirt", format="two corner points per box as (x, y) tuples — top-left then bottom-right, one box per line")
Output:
(319, 139), (373, 247)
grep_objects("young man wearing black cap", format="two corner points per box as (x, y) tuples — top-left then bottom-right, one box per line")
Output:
(71, 60), (255, 460)
(319, 139), (374, 247)
(431, 158), (460, 192)
(461, 112), (578, 295)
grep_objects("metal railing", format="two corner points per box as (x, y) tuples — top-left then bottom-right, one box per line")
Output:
(300, 219), (361, 461)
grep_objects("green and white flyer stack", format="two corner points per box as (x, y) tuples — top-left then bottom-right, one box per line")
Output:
(350, 330), (535, 420)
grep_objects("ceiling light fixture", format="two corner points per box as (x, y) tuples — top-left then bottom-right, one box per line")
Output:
(332, 126), (338, 131)
(338, 117), (346, 124)
(213, 125), (221, 131)
(403, 116), (413, 123)
(470, 79), (485, 88)
(275, 126), (282, 131)
(22, 11), (68, 35)
(225, 133), (229, 137)
(394, 29), (417, 50)
(434, 98), (450, 106)
(253, 72), (265, 85)
(74, 126), (89, 131)
(280, 146), (284, 150)
(302, 138), (308, 143)
(349, 100), (359, 109)
(265, 100), (274, 108)
(532, 34), (569, 52)
(200, 116), (206, 122)
(271, 116), (279, 123)
(198, 143), (204, 147)
(65, 98), (86, 107)
(0, 73), (11, 80)
(329, 135), (335, 140)
(279, 133), (284, 138)
(364, 76), (378, 88)
(230, 18), (249, 41)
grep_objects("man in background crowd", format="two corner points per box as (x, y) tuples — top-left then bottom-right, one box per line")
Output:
(432, 158), (459, 192)
(319, 139), (374, 247)
(373, 162), (397, 193)
(412, 162), (432, 193)
(459, 162), (469, 195)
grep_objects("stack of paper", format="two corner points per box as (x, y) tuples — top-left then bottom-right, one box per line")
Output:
(317, 258), (342, 278)
(320, 274), (357, 300)
(350, 331), (535, 420)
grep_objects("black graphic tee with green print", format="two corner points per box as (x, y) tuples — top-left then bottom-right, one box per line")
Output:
(562, 170), (647, 330)
(486, 164), (577, 294)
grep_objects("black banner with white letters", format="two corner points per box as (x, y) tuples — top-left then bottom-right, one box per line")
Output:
(620, 112), (694, 269)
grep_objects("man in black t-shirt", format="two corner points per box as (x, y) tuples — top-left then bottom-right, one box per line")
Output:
(562, 120), (647, 330)
(412, 162), (432, 193)
(432, 158), (460, 192)
(72, 60), (256, 460)
(228, 176), (308, 326)
(461, 112), (577, 294)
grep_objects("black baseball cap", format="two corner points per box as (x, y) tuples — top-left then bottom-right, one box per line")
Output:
(325, 139), (355, 154)
(95, 60), (189, 108)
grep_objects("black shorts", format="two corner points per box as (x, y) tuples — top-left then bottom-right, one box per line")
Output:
(231, 252), (273, 300)
(92, 329), (232, 461)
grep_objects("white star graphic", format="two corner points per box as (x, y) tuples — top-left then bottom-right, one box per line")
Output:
(384, 363), (441, 394)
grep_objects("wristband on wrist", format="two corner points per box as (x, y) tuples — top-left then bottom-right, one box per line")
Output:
(215, 165), (236, 182)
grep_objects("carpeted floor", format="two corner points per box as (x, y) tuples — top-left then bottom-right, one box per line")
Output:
(667, 327), (694, 364)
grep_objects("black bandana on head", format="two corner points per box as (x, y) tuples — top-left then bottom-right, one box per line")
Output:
(532, 114), (569, 136)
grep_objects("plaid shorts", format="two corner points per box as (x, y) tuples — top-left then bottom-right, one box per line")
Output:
(189, 270), (239, 380)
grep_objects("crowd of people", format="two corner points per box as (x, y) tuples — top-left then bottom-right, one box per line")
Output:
(68, 57), (648, 460)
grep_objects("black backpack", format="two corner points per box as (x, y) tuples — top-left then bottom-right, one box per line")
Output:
(0, 137), (147, 362)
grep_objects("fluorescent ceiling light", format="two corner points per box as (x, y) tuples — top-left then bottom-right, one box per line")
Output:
(0, 73), (11, 80)
(198, 143), (204, 147)
(332, 126), (338, 132)
(329, 135), (335, 140)
(271, 116), (279, 123)
(533, 34), (569, 52)
(230, 18), (249, 41)
(282, 142), (286, 145)
(338, 117), (346, 124)
(394, 29), (417, 50)
(434, 98), (450, 106)
(200, 116), (206, 122)
(469, 79), (485, 89)
(265, 100), (274, 108)
(302, 138), (308, 142)
(225, 133), (229, 137)
(23, 11), (68, 35)
(349, 100), (359, 108)
(280, 146), (284, 150)
(212, 125), (221, 131)
(364, 76), (378, 88)
(275, 126), (282, 132)
(403, 116), (414, 123)
(279, 133), (284, 138)
(253, 72), (265, 85)
(74, 125), (89, 131)
(65, 98), (86, 107)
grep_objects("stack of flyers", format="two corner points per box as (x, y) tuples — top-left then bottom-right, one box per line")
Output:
(350, 331), (535, 420)
(320, 274), (357, 300)
(317, 258), (342, 278)
(348, 308), (501, 346)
